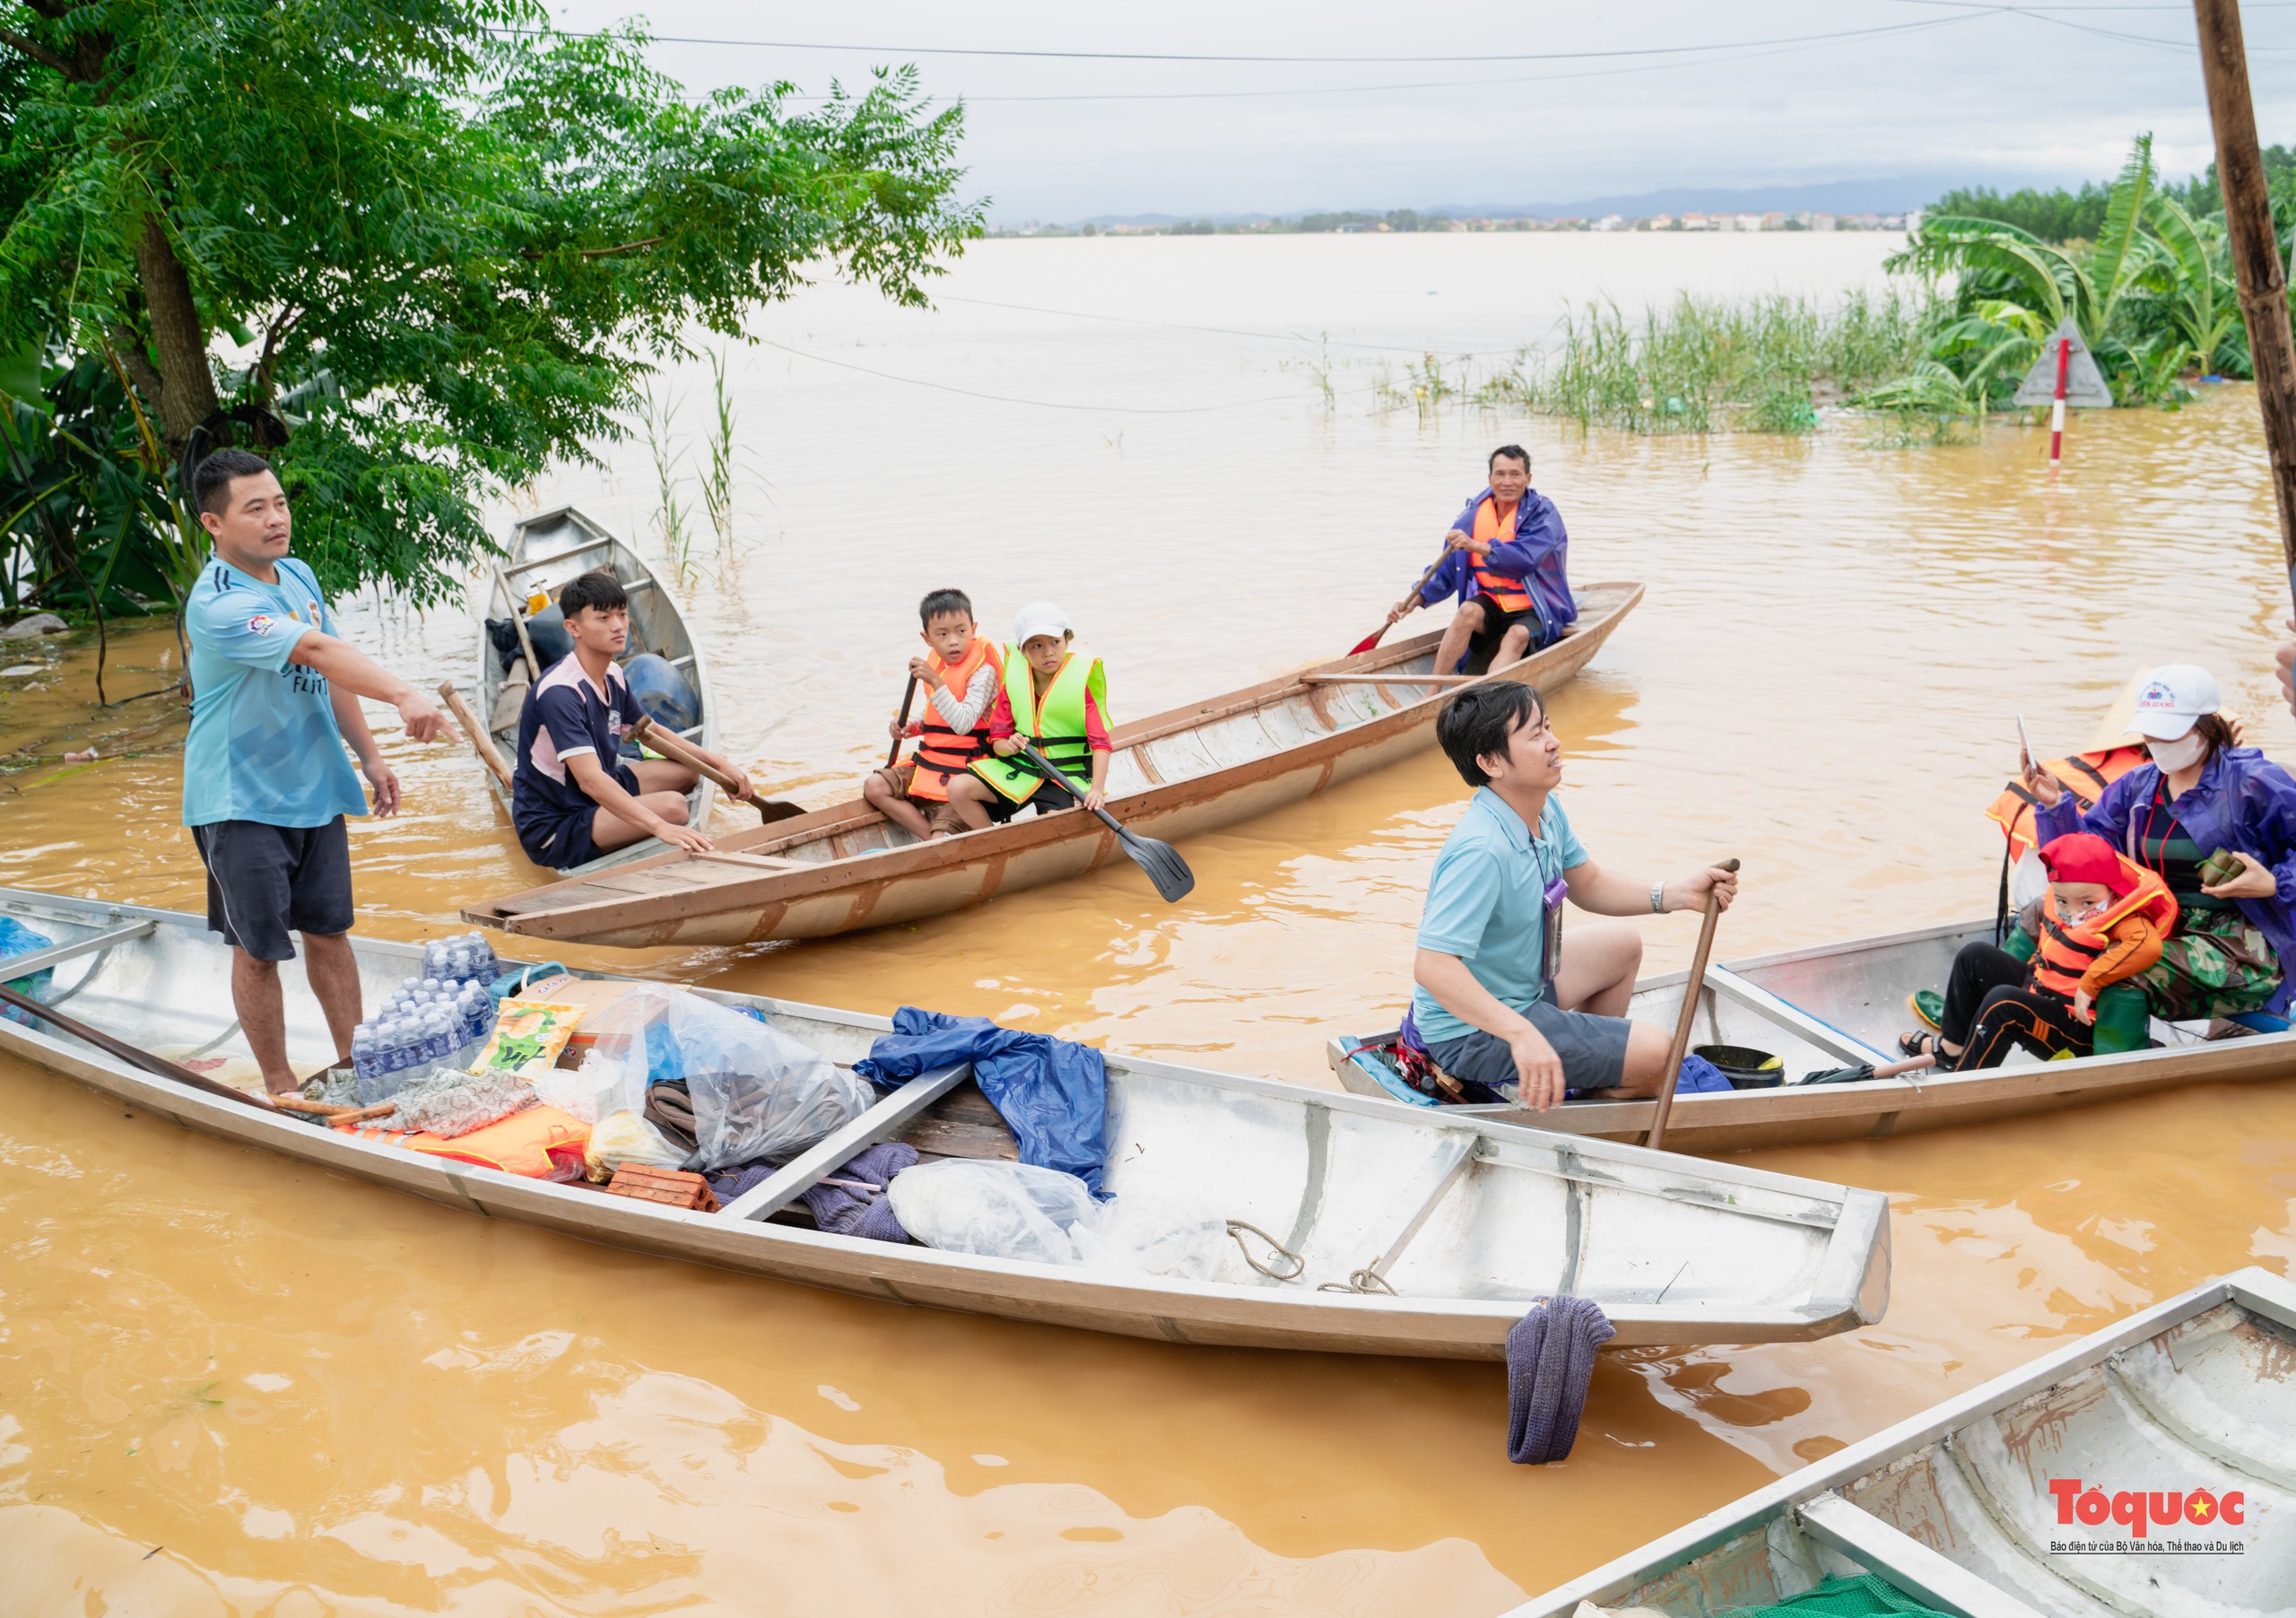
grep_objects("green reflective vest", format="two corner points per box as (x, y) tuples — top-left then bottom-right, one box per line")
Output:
(969, 648), (1107, 804)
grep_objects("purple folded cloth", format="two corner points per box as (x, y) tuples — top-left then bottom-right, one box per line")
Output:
(707, 1159), (776, 1204)
(1506, 1294), (1615, 1464)
(800, 1142), (918, 1242)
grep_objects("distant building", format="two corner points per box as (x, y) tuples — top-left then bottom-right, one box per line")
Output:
(1735, 213), (1764, 232)
(1881, 213), (1907, 231)
(1646, 213), (1675, 231)
(1680, 212), (1709, 231)
(1594, 214), (1627, 232)
(1761, 212), (1786, 230)
(1812, 213), (1836, 232)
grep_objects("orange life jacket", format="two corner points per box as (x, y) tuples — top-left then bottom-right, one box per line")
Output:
(2030, 855), (2179, 1001)
(1470, 497), (1534, 613)
(907, 639), (1006, 802)
(353, 1102), (592, 1180)
(1985, 744), (2149, 860)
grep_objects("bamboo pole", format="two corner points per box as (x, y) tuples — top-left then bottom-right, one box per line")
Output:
(2194, 0), (2296, 596)
(1646, 857), (1739, 1153)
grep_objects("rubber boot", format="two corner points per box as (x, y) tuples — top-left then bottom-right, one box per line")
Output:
(2093, 982), (2150, 1055)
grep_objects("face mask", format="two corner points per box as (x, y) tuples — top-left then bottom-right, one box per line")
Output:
(2147, 732), (2208, 772)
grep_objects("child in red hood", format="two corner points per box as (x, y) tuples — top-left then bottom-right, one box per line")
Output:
(1903, 832), (2177, 1071)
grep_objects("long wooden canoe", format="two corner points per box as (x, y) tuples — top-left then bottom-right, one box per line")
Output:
(472, 505), (718, 876)
(1328, 917), (2296, 1154)
(462, 582), (1642, 948)
(0, 884), (1887, 1357)
(1512, 1266), (2296, 1615)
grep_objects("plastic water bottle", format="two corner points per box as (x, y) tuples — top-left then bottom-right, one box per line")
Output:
(352, 1027), (375, 1085)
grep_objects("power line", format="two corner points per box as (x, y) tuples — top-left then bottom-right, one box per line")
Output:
(509, 13), (1998, 65)
(938, 294), (1496, 356)
(754, 337), (1332, 413)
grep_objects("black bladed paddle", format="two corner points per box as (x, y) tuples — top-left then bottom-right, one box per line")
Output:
(1019, 744), (1195, 903)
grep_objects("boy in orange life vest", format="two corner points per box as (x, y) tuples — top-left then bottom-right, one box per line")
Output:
(1903, 833), (2176, 1071)
(863, 588), (1005, 839)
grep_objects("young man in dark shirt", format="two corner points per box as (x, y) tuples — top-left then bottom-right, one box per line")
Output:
(509, 570), (751, 867)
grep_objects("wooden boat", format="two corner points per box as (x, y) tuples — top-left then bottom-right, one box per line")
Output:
(1327, 917), (2296, 1154)
(461, 582), (1643, 948)
(1511, 1266), (2296, 1616)
(0, 883), (1887, 1357)
(472, 505), (717, 876)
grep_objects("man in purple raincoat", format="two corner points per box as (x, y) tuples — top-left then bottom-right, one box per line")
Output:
(1383, 445), (1577, 675)
(2031, 664), (2296, 1019)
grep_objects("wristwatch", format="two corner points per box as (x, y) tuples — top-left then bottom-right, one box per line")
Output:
(1650, 881), (1665, 914)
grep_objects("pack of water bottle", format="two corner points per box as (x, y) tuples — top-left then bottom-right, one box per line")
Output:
(349, 933), (504, 1106)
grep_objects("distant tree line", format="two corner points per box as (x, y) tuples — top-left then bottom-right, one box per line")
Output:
(1928, 146), (2296, 244)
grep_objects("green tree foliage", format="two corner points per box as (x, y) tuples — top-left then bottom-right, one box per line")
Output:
(1926, 182), (2112, 247)
(1889, 135), (2241, 412)
(0, 1), (981, 609)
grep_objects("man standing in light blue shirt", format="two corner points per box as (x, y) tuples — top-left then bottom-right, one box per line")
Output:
(184, 449), (457, 1094)
(1408, 683), (1737, 1109)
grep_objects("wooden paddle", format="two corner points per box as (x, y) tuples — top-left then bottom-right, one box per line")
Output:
(1348, 554), (1449, 656)
(1019, 743), (1195, 903)
(886, 674), (919, 770)
(1646, 857), (1741, 1153)
(437, 681), (512, 789)
(0, 981), (293, 1117)
(629, 715), (805, 825)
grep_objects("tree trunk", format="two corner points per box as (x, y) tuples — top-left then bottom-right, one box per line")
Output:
(134, 214), (220, 453)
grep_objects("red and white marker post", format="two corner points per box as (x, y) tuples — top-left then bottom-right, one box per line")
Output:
(2048, 335), (2071, 464)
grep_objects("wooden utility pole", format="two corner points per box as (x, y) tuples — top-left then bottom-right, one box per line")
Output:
(2195, 0), (2296, 587)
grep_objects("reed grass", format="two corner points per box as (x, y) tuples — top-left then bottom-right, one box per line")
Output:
(639, 384), (693, 580)
(1495, 287), (1936, 436)
(701, 349), (737, 554)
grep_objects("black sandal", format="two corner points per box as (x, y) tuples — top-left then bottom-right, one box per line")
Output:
(1897, 1030), (1940, 1059)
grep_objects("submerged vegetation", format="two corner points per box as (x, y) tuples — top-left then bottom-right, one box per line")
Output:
(1373, 134), (2257, 441)
(1482, 289), (1933, 436)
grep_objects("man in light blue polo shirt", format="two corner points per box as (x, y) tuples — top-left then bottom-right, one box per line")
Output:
(185, 448), (457, 1094)
(1408, 682), (1738, 1109)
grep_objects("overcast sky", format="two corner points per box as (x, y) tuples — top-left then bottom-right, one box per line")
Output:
(552, 2), (2296, 222)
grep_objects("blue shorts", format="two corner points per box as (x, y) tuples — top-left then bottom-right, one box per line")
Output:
(1422, 994), (1631, 1098)
(515, 761), (640, 869)
(191, 817), (354, 961)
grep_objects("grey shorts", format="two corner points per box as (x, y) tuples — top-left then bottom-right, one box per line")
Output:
(191, 817), (354, 961)
(1423, 996), (1631, 1097)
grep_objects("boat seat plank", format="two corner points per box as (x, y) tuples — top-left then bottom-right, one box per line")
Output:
(1300, 674), (1474, 686)
(721, 1063), (970, 1221)
(1795, 1493), (2047, 1618)
(1706, 968), (1891, 1065)
(0, 920), (158, 982)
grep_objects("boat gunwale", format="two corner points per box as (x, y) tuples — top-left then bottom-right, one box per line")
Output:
(463, 581), (1642, 937)
(1504, 1265), (2296, 1615)
(474, 506), (719, 878)
(0, 884), (1886, 1352)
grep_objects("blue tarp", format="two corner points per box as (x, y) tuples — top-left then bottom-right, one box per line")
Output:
(0, 917), (55, 1028)
(854, 1007), (1109, 1195)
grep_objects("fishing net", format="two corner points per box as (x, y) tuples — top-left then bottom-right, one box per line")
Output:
(1716, 1574), (1956, 1617)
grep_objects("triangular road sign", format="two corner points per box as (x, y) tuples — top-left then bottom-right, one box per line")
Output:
(2013, 318), (2114, 407)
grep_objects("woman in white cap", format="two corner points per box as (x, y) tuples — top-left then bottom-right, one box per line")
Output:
(2022, 664), (2296, 1023)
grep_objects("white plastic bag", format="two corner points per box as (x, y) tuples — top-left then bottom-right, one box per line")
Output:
(1071, 1180), (1231, 1281)
(579, 985), (873, 1169)
(886, 1160), (1098, 1266)
(584, 1109), (687, 1179)
(533, 1049), (625, 1125)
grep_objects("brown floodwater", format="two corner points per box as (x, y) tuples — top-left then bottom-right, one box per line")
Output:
(6, 237), (2296, 1612)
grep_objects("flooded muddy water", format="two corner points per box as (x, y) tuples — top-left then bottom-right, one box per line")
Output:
(5, 233), (2296, 1611)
